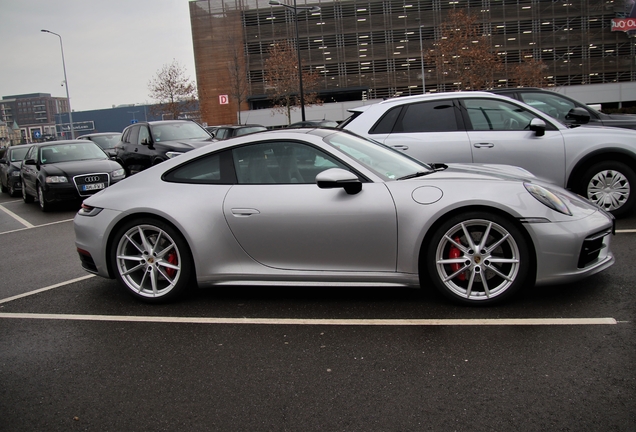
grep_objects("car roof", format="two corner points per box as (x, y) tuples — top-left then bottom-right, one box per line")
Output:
(347, 91), (499, 112)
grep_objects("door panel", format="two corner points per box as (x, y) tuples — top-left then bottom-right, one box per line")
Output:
(223, 183), (397, 271)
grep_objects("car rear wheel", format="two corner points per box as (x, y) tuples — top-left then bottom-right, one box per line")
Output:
(580, 161), (635, 218)
(110, 218), (193, 302)
(22, 182), (34, 203)
(0, 181), (7, 193)
(425, 212), (530, 305)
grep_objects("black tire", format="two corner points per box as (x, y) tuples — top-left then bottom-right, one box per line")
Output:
(8, 182), (17, 197)
(0, 180), (7, 193)
(22, 181), (34, 203)
(110, 218), (194, 303)
(425, 211), (530, 305)
(37, 184), (52, 212)
(578, 161), (635, 218)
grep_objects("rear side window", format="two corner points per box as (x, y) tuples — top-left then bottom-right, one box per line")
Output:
(369, 106), (402, 134)
(163, 150), (236, 184)
(394, 101), (459, 132)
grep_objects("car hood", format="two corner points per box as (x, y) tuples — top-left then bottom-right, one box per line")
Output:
(42, 159), (123, 177)
(10, 161), (22, 170)
(600, 112), (636, 129)
(427, 163), (537, 182)
(155, 138), (214, 152)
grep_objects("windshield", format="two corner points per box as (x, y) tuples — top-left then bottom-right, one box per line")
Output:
(10, 147), (29, 162)
(89, 134), (121, 149)
(323, 132), (431, 180)
(150, 122), (211, 141)
(40, 142), (108, 164)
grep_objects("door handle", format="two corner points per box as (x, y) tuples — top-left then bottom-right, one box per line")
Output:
(474, 143), (495, 148)
(391, 145), (409, 151)
(231, 208), (260, 217)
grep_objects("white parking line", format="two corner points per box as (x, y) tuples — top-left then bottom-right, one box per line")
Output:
(0, 203), (34, 228)
(0, 313), (618, 326)
(0, 275), (95, 305)
(0, 218), (74, 236)
(0, 275), (622, 326)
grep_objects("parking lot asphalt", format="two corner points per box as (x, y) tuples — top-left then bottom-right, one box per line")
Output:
(0, 194), (634, 431)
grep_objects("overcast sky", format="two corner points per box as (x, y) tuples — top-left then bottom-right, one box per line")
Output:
(0, 0), (197, 112)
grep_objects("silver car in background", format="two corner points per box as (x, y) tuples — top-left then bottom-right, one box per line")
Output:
(342, 91), (636, 217)
(74, 129), (614, 306)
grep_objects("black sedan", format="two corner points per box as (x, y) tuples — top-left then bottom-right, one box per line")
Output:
(20, 140), (126, 211)
(0, 144), (30, 197)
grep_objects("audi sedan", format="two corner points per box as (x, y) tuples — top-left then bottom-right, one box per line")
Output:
(74, 129), (614, 306)
(21, 140), (126, 211)
(342, 91), (636, 217)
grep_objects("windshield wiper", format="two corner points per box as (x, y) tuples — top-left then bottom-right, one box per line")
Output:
(397, 163), (447, 180)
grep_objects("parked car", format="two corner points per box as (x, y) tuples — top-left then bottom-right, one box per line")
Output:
(74, 128), (614, 305)
(0, 144), (30, 197)
(114, 120), (213, 175)
(20, 140), (125, 211)
(341, 91), (636, 217)
(489, 87), (636, 129)
(212, 124), (267, 140)
(77, 132), (122, 158)
(288, 119), (339, 128)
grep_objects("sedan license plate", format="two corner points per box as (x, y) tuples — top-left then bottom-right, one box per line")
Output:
(81, 183), (105, 191)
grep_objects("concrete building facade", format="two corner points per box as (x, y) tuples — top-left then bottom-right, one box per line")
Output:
(189, 0), (636, 126)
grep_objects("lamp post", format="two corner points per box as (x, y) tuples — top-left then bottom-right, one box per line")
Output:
(41, 29), (75, 139)
(418, 25), (426, 94)
(269, 0), (320, 122)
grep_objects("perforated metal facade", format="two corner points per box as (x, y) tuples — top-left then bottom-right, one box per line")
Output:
(190, 0), (636, 125)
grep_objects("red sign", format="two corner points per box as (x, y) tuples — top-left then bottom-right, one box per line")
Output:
(611, 18), (636, 31)
(219, 95), (229, 105)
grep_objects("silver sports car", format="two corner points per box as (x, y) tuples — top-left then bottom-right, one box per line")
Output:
(74, 129), (615, 305)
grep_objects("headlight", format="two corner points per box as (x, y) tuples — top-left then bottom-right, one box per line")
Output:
(45, 176), (68, 183)
(166, 151), (185, 159)
(524, 183), (572, 216)
(10, 171), (20, 177)
(111, 168), (125, 180)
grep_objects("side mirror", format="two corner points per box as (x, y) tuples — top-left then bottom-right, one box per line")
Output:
(529, 118), (546, 137)
(24, 158), (37, 166)
(316, 168), (362, 195)
(565, 107), (591, 124)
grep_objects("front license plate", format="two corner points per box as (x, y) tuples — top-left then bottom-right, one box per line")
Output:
(81, 183), (105, 191)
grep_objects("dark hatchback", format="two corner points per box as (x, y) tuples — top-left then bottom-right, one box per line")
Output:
(489, 87), (636, 129)
(115, 120), (213, 175)
(20, 140), (126, 211)
(0, 144), (30, 197)
(77, 132), (122, 158)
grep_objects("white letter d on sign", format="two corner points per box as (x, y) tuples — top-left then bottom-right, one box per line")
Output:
(219, 95), (229, 105)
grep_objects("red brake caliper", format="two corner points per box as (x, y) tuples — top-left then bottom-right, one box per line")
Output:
(166, 251), (178, 278)
(449, 236), (466, 281)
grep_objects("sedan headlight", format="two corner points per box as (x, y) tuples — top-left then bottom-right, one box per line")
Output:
(111, 168), (126, 180)
(10, 171), (20, 177)
(166, 151), (185, 159)
(45, 176), (68, 183)
(524, 183), (572, 216)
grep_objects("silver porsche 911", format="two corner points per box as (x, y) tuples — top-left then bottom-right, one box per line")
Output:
(74, 129), (615, 305)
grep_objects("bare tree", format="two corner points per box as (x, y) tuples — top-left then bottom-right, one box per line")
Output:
(227, 35), (249, 124)
(148, 60), (198, 120)
(264, 41), (322, 124)
(426, 9), (502, 91)
(509, 55), (548, 88)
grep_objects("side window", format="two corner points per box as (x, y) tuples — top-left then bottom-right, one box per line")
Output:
(519, 92), (576, 122)
(215, 129), (228, 140)
(370, 106), (402, 134)
(395, 101), (459, 132)
(128, 126), (140, 145)
(163, 150), (235, 184)
(121, 128), (131, 144)
(232, 141), (347, 185)
(138, 126), (150, 145)
(463, 98), (537, 131)
(24, 146), (36, 161)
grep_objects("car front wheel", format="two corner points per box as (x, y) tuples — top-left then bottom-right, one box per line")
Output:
(22, 181), (34, 203)
(110, 218), (193, 302)
(425, 212), (530, 305)
(580, 161), (635, 217)
(37, 184), (51, 212)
